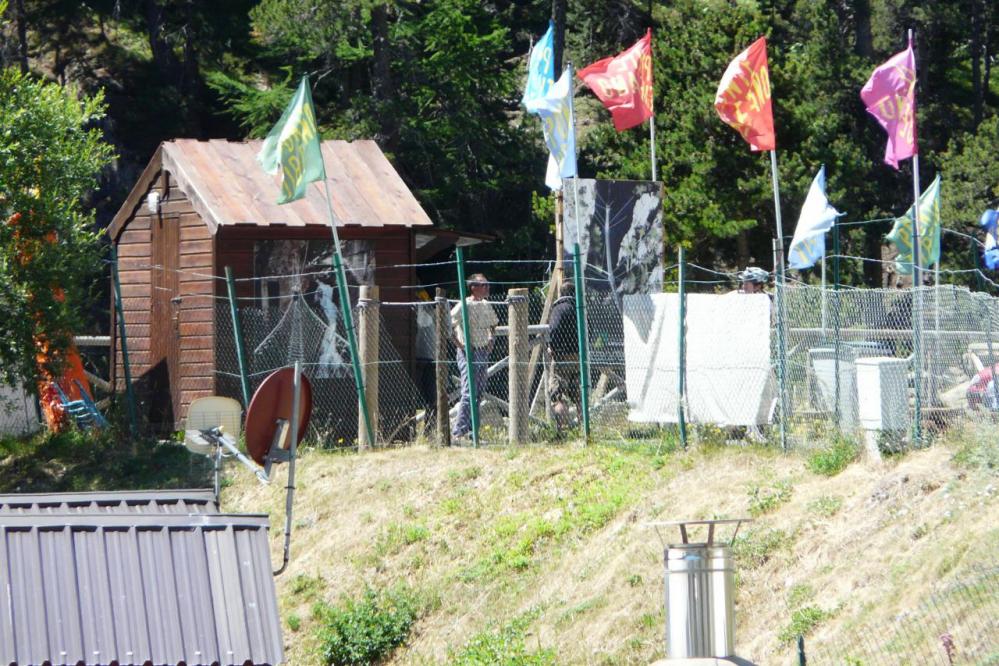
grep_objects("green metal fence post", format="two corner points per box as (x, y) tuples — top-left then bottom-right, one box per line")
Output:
(572, 244), (591, 441)
(454, 247), (480, 447)
(224, 266), (252, 408)
(677, 246), (688, 449)
(110, 245), (139, 433)
(332, 250), (375, 448)
(797, 635), (807, 665)
(832, 221), (841, 429)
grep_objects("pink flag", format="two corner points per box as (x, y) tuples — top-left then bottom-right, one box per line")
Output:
(861, 42), (917, 169)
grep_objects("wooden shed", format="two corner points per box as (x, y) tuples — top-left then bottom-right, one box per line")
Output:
(110, 139), (472, 428)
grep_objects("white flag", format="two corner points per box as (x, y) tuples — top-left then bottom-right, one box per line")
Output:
(788, 166), (843, 270)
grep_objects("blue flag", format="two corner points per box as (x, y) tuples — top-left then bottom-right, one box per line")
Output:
(530, 66), (577, 189)
(523, 24), (575, 190)
(522, 21), (555, 111)
(981, 209), (999, 271)
(788, 166), (843, 270)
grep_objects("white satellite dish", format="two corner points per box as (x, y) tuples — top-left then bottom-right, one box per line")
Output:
(184, 396), (243, 455)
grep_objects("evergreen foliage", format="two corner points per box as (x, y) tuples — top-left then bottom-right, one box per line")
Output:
(0, 0), (998, 302)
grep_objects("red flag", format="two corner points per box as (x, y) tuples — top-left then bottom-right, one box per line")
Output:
(714, 36), (775, 152)
(577, 29), (653, 131)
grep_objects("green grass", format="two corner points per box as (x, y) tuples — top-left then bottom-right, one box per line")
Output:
(747, 479), (793, 517)
(777, 605), (833, 644)
(733, 528), (791, 569)
(0, 426), (209, 492)
(807, 495), (843, 518)
(459, 448), (658, 581)
(448, 611), (556, 666)
(807, 438), (859, 476)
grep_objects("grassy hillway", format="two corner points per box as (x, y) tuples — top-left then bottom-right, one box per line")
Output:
(222, 429), (999, 665)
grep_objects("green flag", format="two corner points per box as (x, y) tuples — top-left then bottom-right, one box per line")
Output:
(886, 174), (941, 275)
(257, 76), (326, 204)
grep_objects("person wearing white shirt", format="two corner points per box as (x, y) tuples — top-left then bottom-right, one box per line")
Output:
(449, 273), (499, 439)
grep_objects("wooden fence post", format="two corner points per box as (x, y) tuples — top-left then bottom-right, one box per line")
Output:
(357, 285), (379, 449)
(508, 288), (529, 444)
(435, 288), (451, 446)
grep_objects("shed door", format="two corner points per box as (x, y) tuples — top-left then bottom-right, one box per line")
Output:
(151, 214), (180, 425)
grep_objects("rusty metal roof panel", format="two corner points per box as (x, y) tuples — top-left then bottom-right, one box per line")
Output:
(0, 489), (218, 515)
(0, 513), (283, 666)
(161, 139), (433, 230)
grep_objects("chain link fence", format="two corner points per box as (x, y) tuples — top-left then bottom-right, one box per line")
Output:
(801, 566), (999, 664)
(201, 257), (999, 451)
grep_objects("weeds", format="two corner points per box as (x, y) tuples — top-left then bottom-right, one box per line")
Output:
(448, 611), (555, 665)
(807, 438), (858, 477)
(778, 605), (832, 644)
(314, 585), (420, 666)
(747, 479), (793, 517)
(807, 495), (843, 518)
(733, 529), (790, 569)
(949, 425), (999, 473)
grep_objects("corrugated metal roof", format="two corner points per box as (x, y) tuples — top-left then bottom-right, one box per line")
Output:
(0, 513), (284, 666)
(161, 139), (434, 231)
(0, 489), (218, 515)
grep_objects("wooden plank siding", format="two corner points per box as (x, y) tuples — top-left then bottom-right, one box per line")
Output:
(173, 183), (215, 423)
(109, 141), (437, 433)
(113, 172), (216, 429)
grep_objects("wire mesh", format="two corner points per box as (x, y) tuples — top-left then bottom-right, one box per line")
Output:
(803, 566), (999, 664)
(136, 255), (999, 451)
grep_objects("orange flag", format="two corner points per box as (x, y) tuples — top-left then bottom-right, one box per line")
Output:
(714, 36), (775, 151)
(577, 29), (654, 131)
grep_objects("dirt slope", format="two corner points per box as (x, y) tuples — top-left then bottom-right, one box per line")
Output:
(223, 437), (998, 665)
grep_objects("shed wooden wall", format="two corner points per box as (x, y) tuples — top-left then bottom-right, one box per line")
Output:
(115, 168), (420, 430)
(113, 172), (215, 428)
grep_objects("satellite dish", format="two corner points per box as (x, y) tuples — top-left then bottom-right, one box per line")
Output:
(244, 367), (313, 465)
(184, 396), (243, 455)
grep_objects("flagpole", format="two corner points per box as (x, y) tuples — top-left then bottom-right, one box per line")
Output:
(820, 251), (827, 335)
(568, 62), (591, 442)
(908, 28), (923, 445)
(769, 149), (789, 452)
(321, 178), (376, 447)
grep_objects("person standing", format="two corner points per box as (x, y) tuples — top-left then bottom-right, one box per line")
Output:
(547, 281), (581, 426)
(450, 273), (498, 440)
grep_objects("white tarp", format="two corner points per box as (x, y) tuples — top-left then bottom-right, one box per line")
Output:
(623, 292), (774, 426)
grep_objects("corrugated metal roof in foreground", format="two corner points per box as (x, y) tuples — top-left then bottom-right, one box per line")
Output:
(162, 138), (434, 230)
(0, 488), (218, 515)
(0, 513), (283, 666)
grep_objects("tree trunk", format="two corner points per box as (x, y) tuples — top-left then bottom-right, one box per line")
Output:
(142, 0), (182, 85)
(371, 2), (397, 151)
(15, 0), (28, 73)
(853, 0), (874, 59)
(864, 227), (882, 287)
(552, 0), (566, 73)
(972, 0), (984, 129)
(737, 229), (750, 268)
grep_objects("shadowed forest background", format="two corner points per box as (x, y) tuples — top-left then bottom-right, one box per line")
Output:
(2, 0), (998, 299)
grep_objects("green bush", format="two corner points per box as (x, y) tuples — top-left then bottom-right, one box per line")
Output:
(807, 438), (858, 477)
(314, 585), (419, 666)
(777, 605), (832, 644)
